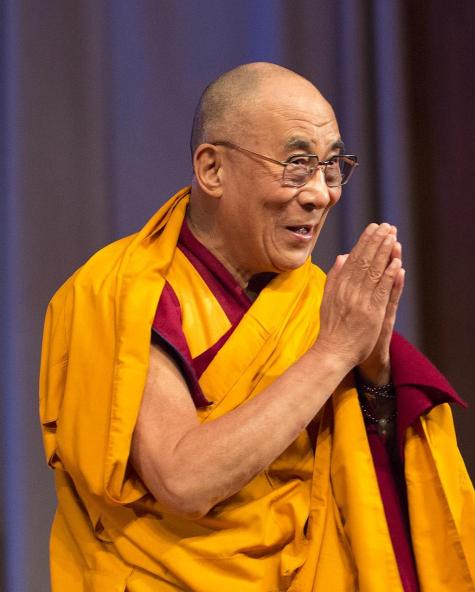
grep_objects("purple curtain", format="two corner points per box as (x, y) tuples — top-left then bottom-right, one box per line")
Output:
(1, 1), (473, 589)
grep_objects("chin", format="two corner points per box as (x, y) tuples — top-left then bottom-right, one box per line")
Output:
(273, 256), (310, 273)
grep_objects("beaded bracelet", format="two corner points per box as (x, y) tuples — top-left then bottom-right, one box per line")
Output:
(358, 381), (395, 399)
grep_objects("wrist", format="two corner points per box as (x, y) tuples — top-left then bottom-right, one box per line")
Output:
(310, 340), (356, 378)
(357, 358), (391, 386)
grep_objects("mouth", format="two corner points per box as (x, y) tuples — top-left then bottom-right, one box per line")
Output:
(285, 224), (314, 240)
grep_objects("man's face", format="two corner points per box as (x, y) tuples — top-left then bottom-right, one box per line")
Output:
(216, 81), (343, 280)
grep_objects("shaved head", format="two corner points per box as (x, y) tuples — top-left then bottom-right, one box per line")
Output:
(188, 62), (343, 282)
(190, 62), (327, 157)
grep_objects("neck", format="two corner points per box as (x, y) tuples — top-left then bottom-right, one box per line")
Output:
(185, 212), (252, 289)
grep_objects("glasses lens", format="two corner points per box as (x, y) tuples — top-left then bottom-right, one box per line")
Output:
(324, 158), (344, 187)
(283, 156), (316, 187)
(325, 156), (357, 187)
(283, 155), (357, 187)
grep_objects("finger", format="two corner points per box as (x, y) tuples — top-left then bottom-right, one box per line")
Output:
(363, 270), (404, 375)
(381, 267), (405, 333)
(325, 254), (350, 293)
(347, 223), (394, 288)
(391, 241), (402, 262)
(333, 253), (349, 275)
(387, 225), (401, 258)
(375, 268), (405, 352)
(342, 223), (379, 270)
(391, 267), (406, 310)
(360, 232), (397, 294)
(389, 227), (399, 259)
(370, 257), (402, 309)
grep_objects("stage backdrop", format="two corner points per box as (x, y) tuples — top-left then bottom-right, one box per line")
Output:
(1, 1), (473, 590)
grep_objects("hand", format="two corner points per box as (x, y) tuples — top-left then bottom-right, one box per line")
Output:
(358, 228), (405, 384)
(313, 223), (405, 376)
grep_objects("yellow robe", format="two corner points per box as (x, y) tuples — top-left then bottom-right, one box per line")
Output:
(40, 187), (475, 591)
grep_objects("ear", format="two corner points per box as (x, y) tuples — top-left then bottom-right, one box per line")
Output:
(193, 144), (224, 198)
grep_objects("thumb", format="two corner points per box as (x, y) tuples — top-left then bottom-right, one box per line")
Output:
(325, 254), (349, 291)
(332, 253), (349, 275)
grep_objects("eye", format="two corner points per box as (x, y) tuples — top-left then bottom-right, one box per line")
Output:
(324, 157), (343, 184)
(288, 155), (314, 168)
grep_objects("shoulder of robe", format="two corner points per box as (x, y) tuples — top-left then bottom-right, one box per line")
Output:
(47, 186), (190, 312)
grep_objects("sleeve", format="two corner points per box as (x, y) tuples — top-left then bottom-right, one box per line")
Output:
(40, 240), (161, 514)
(390, 330), (467, 458)
(39, 279), (74, 469)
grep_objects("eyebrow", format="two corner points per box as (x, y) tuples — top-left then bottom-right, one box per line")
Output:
(285, 137), (313, 152)
(284, 137), (346, 155)
(330, 139), (346, 154)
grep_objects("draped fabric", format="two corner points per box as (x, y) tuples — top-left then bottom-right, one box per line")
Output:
(38, 187), (475, 591)
(1, 1), (474, 589)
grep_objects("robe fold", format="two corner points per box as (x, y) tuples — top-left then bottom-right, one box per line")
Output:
(40, 186), (475, 591)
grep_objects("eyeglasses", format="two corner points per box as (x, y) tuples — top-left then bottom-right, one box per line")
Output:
(212, 140), (358, 188)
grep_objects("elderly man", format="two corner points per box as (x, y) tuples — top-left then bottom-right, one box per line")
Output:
(40, 63), (474, 591)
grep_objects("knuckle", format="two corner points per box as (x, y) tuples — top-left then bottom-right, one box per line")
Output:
(373, 285), (390, 302)
(384, 266), (398, 279)
(373, 228), (388, 241)
(357, 256), (372, 271)
(368, 267), (382, 282)
(371, 232), (382, 243)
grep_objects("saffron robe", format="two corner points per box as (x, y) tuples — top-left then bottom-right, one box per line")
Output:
(154, 221), (425, 591)
(40, 187), (475, 591)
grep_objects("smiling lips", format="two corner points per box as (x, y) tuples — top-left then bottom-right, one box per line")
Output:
(286, 224), (314, 240)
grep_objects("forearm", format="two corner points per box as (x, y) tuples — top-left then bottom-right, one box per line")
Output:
(147, 346), (350, 517)
(133, 223), (405, 518)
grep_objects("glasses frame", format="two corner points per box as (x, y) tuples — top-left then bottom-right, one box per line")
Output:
(211, 140), (358, 188)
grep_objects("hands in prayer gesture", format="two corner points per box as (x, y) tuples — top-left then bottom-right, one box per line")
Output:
(315, 223), (405, 385)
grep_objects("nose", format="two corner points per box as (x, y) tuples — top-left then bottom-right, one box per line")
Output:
(296, 167), (335, 211)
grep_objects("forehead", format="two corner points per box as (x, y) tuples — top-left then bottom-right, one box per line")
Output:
(246, 83), (340, 154)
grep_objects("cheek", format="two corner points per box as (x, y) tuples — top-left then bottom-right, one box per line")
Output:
(330, 188), (342, 206)
(313, 202), (336, 244)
